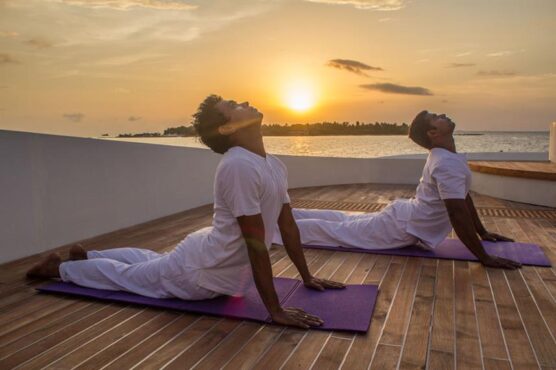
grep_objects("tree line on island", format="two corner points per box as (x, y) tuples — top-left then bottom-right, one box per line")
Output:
(116, 121), (409, 137)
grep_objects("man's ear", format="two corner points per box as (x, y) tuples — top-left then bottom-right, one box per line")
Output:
(426, 128), (438, 140)
(218, 123), (236, 136)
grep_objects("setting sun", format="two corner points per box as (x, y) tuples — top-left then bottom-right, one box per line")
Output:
(284, 82), (316, 112)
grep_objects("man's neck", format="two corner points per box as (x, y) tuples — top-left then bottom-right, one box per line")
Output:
(234, 136), (266, 158)
(432, 138), (456, 153)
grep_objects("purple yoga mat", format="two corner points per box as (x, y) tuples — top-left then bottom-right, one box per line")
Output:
(37, 277), (378, 332)
(302, 239), (551, 267)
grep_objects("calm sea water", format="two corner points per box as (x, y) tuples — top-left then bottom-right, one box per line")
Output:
(107, 132), (549, 158)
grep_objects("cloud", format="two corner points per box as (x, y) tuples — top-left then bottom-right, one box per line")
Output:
(305, 0), (406, 11)
(25, 38), (54, 48)
(360, 83), (433, 96)
(48, 0), (197, 11)
(63, 113), (85, 122)
(455, 51), (472, 57)
(327, 59), (382, 76)
(487, 50), (514, 57)
(128, 115), (142, 121)
(0, 53), (20, 64)
(0, 31), (19, 38)
(477, 70), (517, 77)
(448, 63), (475, 68)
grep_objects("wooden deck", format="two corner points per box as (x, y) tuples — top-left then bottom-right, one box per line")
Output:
(1, 183), (555, 369)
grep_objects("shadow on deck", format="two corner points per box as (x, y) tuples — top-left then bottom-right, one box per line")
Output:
(1, 184), (555, 369)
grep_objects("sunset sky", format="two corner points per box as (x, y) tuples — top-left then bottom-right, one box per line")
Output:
(1, 0), (555, 136)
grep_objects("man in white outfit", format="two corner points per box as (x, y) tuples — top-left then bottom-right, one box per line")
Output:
(27, 95), (344, 329)
(279, 111), (521, 270)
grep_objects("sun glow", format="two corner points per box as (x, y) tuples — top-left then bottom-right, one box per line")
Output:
(283, 82), (316, 112)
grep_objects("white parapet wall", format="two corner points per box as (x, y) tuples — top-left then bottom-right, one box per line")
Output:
(1, 130), (222, 264)
(471, 172), (556, 208)
(0, 130), (429, 263)
(0, 129), (550, 263)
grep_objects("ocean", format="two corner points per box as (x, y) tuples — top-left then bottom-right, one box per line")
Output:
(106, 131), (549, 158)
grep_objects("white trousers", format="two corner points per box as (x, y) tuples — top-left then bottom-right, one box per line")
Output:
(59, 247), (219, 300)
(275, 208), (418, 250)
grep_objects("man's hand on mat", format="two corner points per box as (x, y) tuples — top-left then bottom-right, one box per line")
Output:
(271, 307), (323, 329)
(480, 231), (514, 242)
(303, 276), (346, 291)
(481, 255), (522, 269)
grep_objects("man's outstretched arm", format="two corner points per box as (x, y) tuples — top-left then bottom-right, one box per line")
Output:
(444, 199), (521, 269)
(465, 194), (514, 242)
(277, 204), (345, 290)
(237, 214), (323, 329)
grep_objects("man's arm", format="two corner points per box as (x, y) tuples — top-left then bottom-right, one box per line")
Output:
(444, 199), (521, 269)
(277, 204), (345, 290)
(236, 214), (323, 328)
(465, 194), (514, 242)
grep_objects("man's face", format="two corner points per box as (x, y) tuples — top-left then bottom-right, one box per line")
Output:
(215, 99), (263, 133)
(427, 112), (456, 136)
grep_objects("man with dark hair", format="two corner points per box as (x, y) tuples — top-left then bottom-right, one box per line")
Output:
(28, 94), (344, 329)
(277, 111), (521, 269)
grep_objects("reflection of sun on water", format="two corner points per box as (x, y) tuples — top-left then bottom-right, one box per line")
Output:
(283, 81), (316, 112)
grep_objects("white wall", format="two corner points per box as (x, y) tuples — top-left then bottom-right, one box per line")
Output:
(1, 130), (220, 263)
(471, 172), (556, 208)
(0, 130), (551, 263)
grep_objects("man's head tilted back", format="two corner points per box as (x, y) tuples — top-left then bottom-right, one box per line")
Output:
(193, 95), (231, 154)
(409, 110), (433, 149)
(409, 110), (456, 150)
(193, 94), (263, 154)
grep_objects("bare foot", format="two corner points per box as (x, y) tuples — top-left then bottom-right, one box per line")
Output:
(26, 253), (62, 278)
(69, 244), (87, 261)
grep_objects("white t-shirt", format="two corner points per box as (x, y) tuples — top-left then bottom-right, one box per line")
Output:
(395, 147), (472, 249)
(173, 146), (290, 296)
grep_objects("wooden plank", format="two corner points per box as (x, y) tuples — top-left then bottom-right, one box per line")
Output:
(0, 301), (107, 359)
(18, 305), (140, 369)
(468, 161), (556, 181)
(469, 263), (509, 361)
(398, 264), (436, 370)
(340, 258), (405, 370)
(0, 299), (93, 348)
(162, 319), (242, 370)
(102, 314), (199, 370)
(0, 295), (78, 336)
(379, 257), (422, 346)
(41, 308), (159, 369)
(521, 268), (556, 338)
(487, 268), (540, 369)
(251, 328), (307, 370)
(505, 269), (556, 367)
(310, 336), (352, 370)
(368, 344), (401, 369)
(222, 325), (285, 370)
(190, 321), (265, 369)
(483, 357), (512, 370)
(428, 349), (454, 370)
(0, 304), (122, 368)
(133, 317), (221, 369)
(74, 311), (179, 369)
(454, 261), (483, 369)
(429, 259), (455, 354)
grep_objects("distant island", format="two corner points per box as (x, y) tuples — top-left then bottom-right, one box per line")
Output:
(117, 121), (410, 137)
